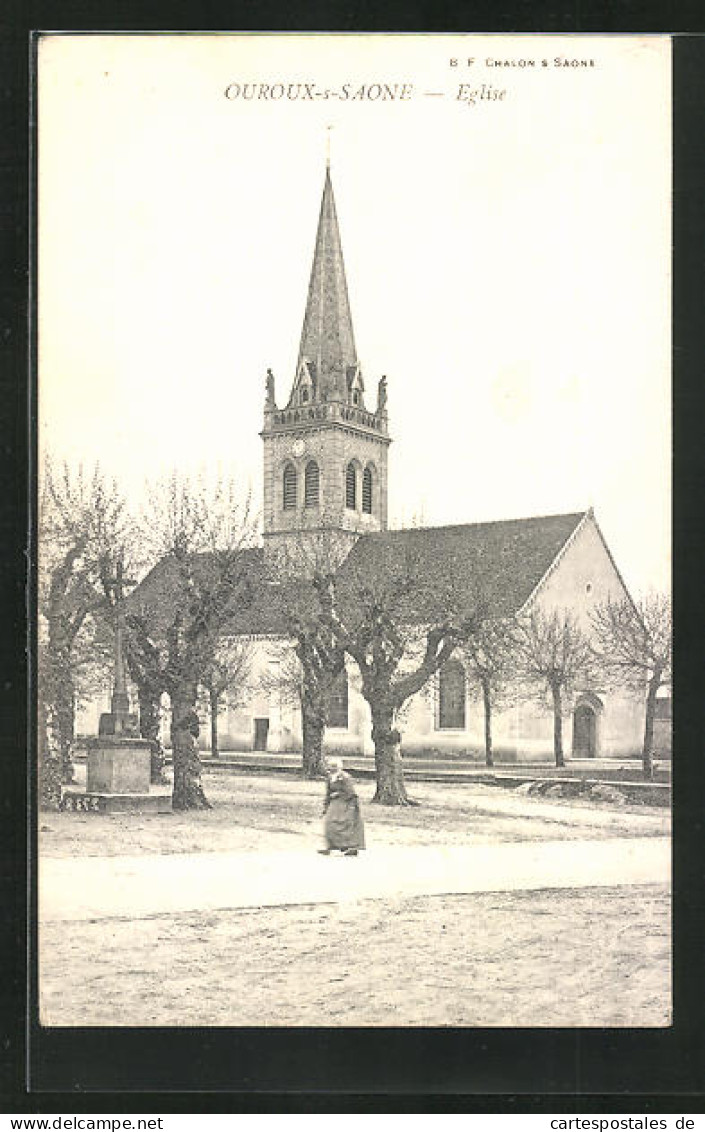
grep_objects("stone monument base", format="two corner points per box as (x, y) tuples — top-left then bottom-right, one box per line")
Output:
(72, 736), (172, 813)
(87, 736), (152, 794)
(61, 786), (172, 813)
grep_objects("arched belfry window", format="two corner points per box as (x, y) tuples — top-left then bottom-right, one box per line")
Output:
(283, 464), (297, 510)
(362, 466), (373, 514)
(438, 659), (466, 730)
(328, 669), (349, 729)
(304, 461), (320, 508)
(345, 463), (357, 510)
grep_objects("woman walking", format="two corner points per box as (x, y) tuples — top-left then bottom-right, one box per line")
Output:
(319, 757), (365, 856)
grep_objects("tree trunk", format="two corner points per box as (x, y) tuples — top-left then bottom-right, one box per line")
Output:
(642, 676), (660, 782)
(39, 682), (62, 810)
(54, 660), (76, 784)
(301, 704), (325, 778)
(370, 704), (416, 805)
(170, 685), (211, 810)
(138, 684), (167, 786)
(550, 682), (565, 768)
(482, 677), (494, 767)
(209, 686), (220, 758)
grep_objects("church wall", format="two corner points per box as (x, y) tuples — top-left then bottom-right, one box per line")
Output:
(210, 646), (373, 756)
(525, 514), (644, 757)
(323, 667), (373, 756)
(203, 600), (643, 761)
(217, 638), (298, 753)
(78, 631), (644, 762)
(391, 518), (645, 762)
(397, 679), (643, 762)
(262, 419), (388, 553)
(653, 718), (672, 758)
(528, 514), (632, 628)
(322, 425), (389, 534)
(261, 422), (276, 534)
(399, 682), (526, 761)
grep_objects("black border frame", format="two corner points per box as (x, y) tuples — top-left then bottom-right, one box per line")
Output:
(3, 9), (705, 1110)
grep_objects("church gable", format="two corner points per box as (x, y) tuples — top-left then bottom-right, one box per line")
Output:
(523, 510), (634, 626)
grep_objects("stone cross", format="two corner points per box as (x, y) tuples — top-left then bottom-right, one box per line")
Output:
(104, 558), (136, 722)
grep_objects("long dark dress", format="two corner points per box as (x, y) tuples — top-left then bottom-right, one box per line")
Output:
(323, 770), (365, 851)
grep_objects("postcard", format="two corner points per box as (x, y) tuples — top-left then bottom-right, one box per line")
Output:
(36, 33), (671, 1038)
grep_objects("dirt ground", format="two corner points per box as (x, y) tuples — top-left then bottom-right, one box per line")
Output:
(40, 772), (670, 859)
(39, 884), (670, 1027)
(38, 773), (671, 1028)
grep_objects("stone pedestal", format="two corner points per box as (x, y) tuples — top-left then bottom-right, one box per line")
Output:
(87, 737), (152, 794)
(61, 787), (172, 814)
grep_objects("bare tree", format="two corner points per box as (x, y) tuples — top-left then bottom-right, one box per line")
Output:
(512, 608), (594, 768)
(130, 472), (258, 810)
(460, 618), (517, 767)
(122, 608), (170, 785)
(258, 626), (347, 779)
(314, 543), (481, 805)
(261, 639), (345, 779)
(590, 592), (671, 780)
(199, 637), (255, 758)
(38, 459), (128, 804)
(267, 529), (350, 779)
(292, 618), (345, 779)
(37, 635), (61, 810)
(257, 644), (304, 715)
(70, 610), (115, 725)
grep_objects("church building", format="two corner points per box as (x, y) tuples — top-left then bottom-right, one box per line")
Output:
(210, 162), (645, 763)
(98, 160), (649, 764)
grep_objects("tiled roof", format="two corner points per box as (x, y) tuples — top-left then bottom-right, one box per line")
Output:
(128, 512), (587, 637)
(127, 548), (297, 638)
(336, 512), (587, 620)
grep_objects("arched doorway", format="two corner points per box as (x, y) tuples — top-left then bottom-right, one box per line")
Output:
(572, 703), (597, 758)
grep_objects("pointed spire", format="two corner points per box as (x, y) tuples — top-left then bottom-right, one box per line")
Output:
(292, 165), (359, 405)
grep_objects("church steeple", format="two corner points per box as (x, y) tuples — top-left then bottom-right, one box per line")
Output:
(261, 162), (391, 564)
(289, 168), (364, 408)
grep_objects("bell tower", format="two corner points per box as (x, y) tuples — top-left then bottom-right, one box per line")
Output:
(261, 163), (391, 567)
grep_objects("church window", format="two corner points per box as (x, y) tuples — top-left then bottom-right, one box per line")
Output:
(353, 390), (360, 405)
(283, 464), (297, 510)
(304, 461), (320, 508)
(438, 660), (466, 730)
(328, 669), (349, 729)
(362, 466), (373, 514)
(345, 463), (357, 510)
(301, 388), (309, 403)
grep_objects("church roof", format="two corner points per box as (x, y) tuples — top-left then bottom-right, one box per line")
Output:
(291, 167), (359, 405)
(127, 547), (294, 638)
(335, 511), (588, 621)
(129, 512), (588, 638)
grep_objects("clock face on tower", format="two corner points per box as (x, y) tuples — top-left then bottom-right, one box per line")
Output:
(292, 439), (305, 458)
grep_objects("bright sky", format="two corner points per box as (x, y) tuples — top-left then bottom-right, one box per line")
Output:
(38, 34), (671, 597)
